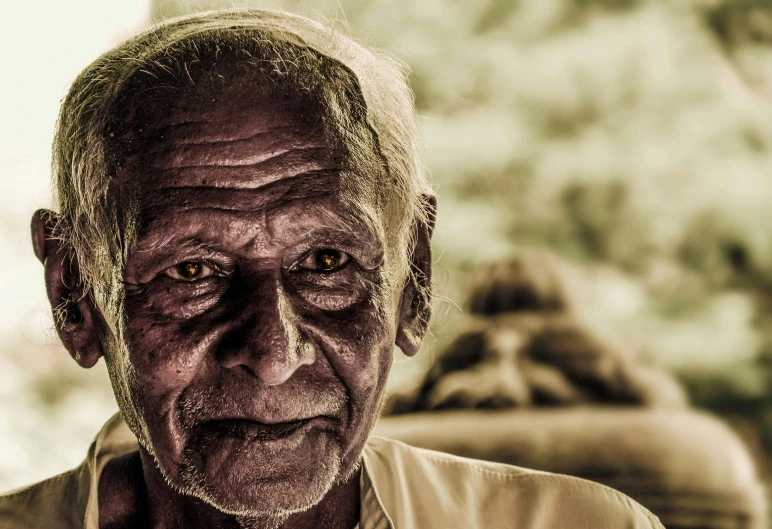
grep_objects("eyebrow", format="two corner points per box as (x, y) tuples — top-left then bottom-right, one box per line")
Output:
(132, 174), (381, 256)
(131, 222), (383, 273)
(123, 235), (231, 283)
(134, 236), (220, 256)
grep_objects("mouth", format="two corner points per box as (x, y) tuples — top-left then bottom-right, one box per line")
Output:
(200, 418), (313, 441)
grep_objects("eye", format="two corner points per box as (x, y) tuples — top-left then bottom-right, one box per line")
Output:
(297, 249), (351, 273)
(164, 261), (215, 282)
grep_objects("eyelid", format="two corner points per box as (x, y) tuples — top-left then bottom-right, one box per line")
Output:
(293, 249), (352, 272)
(162, 261), (217, 281)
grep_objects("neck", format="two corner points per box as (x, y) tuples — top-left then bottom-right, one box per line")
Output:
(99, 448), (361, 529)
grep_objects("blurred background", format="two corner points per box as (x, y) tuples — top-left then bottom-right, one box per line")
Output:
(2, 0), (771, 526)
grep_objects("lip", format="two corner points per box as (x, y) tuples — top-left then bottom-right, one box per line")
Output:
(199, 412), (330, 426)
(194, 415), (339, 444)
(202, 418), (310, 440)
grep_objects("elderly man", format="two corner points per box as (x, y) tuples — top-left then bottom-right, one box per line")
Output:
(0, 9), (663, 529)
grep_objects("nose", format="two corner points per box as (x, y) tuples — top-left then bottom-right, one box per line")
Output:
(215, 279), (315, 386)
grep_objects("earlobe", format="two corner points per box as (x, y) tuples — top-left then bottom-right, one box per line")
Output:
(31, 209), (49, 264)
(396, 195), (437, 358)
(31, 209), (105, 369)
(395, 304), (431, 357)
(55, 292), (104, 369)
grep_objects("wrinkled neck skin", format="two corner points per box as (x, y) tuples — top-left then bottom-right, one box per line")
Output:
(98, 448), (360, 529)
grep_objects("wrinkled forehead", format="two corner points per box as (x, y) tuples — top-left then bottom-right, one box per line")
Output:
(110, 74), (387, 251)
(112, 68), (342, 171)
(129, 80), (341, 180)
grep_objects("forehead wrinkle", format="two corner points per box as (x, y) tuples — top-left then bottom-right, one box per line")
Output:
(126, 89), (343, 188)
(143, 123), (304, 150)
(141, 171), (340, 213)
(146, 141), (343, 172)
(145, 151), (344, 192)
(136, 90), (330, 152)
(117, 82), (391, 272)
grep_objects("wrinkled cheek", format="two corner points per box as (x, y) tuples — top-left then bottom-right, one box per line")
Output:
(309, 308), (396, 405)
(298, 272), (400, 396)
(126, 320), (198, 387)
(123, 317), (211, 466)
(364, 342), (394, 404)
(330, 330), (394, 466)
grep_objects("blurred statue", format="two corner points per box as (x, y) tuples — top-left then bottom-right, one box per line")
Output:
(0, 10), (662, 529)
(378, 255), (768, 529)
(389, 251), (687, 413)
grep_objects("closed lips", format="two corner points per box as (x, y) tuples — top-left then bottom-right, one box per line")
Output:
(201, 418), (312, 440)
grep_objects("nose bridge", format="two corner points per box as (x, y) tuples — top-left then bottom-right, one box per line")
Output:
(216, 274), (314, 385)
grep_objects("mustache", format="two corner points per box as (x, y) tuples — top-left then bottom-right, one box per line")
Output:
(176, 377), (348, 431)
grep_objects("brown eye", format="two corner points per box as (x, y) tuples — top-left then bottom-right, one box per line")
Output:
(165, 261), (213, 282)
(298, 249), (350, 272)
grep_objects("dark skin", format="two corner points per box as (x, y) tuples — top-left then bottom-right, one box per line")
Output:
(31, 81), (435, 529)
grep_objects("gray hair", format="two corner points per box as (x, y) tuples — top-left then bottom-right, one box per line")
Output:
(52, 8), (434, 328)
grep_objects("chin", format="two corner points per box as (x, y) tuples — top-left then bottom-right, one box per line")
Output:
(181, 464), (342, 518)
(174, 429), (348, 517)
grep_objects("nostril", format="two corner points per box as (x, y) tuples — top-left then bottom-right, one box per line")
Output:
(239, 364), (256, 377)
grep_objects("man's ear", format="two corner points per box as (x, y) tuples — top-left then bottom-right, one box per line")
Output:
(31, 209), (104, 368)
(396, 195), (437, 357)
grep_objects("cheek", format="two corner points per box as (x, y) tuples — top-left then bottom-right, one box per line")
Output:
(121, 311), (222, 467)
(128, 278), (228, 319)
(122, 302), (215, 399)
(300, 299), (397, 402)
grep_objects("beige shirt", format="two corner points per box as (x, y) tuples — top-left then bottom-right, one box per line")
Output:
(0, 413), (663, 528)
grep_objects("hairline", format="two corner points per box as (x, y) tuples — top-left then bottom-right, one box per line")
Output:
(52, 9), (433, 331)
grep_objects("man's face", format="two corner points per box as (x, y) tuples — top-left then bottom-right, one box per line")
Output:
(112, 81), (401, 516)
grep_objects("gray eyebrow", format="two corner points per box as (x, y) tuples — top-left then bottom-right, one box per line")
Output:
(134, 236), (220, 256)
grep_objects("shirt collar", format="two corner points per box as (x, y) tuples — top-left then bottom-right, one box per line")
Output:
(82, 413), (393, 529)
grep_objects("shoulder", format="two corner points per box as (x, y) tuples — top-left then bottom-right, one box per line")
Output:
(0, 466), (86, 529)
(364, 436), (664, 529)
